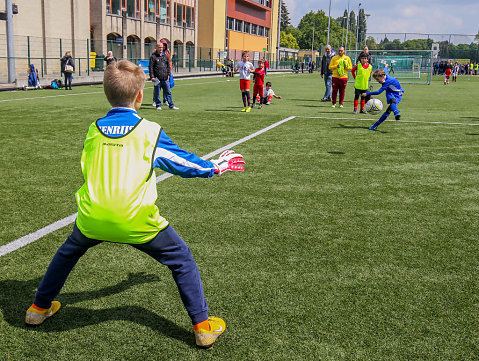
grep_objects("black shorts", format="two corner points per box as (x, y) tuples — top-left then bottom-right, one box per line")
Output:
(354, 88), (368, 99)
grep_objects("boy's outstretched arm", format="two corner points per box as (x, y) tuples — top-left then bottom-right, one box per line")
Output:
(153, 130), (245, 178)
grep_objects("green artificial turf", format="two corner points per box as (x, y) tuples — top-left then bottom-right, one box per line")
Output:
(0, 73), (478, 360)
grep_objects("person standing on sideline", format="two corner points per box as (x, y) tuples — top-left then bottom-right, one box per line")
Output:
(149, 41), (179, 110)
(104, 51), (117, 67)
(356, 45), (372, 65)
(328, 46), (352, 108)
(60, 51), (75, 90)
(264, 58), (270, 75)
(320, 45), (334, 102)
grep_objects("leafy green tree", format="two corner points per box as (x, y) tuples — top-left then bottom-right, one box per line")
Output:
(296, 10), (348, 50)
(280, 31), (300, 49)
(280, 2), (291, 32)
(365, 36), (377, 49)
(357, 9), (367, 46)
(349, 11), (356, 38)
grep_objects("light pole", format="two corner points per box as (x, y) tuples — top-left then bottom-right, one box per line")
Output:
(326, 0), (331, 45)
(345, 0), (350, 51)
(364, 13), (370, 46)
(356, 2), (361, 51)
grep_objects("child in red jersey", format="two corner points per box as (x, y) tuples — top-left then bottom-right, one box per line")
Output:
(251, 60), (266, 109)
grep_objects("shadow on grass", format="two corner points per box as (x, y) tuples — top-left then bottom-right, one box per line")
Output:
(288, 98), (318, 102)
(465, 133), (479, 136)
(1, 272), (194, 347)
(460, 117), (479, 121)
(334, 123), (385, 132)
(327, 151), (345, 155)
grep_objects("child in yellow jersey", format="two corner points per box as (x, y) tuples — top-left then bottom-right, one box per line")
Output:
(351, 54), (372, 114)
(24, 60), (245, 349)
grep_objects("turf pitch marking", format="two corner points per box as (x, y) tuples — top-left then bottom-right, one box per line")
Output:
(0, 115), (297, 257)
(298, 116), (479, 126)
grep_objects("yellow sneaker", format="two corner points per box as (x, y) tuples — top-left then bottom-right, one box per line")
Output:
(25, 301), (61, 326)
(240, 107), (247, 112)
(195, 316), (226, 349)
(245, 106), (251, 113)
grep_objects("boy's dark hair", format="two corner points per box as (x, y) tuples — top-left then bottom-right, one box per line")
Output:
(360, 54), (368, 59)
(265, 81), (272, 87)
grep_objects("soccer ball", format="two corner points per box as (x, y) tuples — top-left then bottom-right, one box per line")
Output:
(365, 99), (383, 115)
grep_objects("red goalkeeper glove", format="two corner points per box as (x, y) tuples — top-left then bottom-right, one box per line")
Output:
(212, 150), (245, 175)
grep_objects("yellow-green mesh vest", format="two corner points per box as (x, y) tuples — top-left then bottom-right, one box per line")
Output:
(355, 64), (372, 90)
(75, 118), (169, 243)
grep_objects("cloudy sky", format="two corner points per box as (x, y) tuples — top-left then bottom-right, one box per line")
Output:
(283, 0), (479, 37)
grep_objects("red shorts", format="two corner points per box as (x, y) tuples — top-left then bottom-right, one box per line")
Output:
(253, 84), (263, 97)
(239, 79), (251, 90)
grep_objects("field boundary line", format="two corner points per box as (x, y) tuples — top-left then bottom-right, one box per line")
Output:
(0, 115), (297, 257)
(0, 79), (232, 103)
(297, 115), (479, 126)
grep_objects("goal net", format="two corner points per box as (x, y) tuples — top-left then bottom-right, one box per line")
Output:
(346, 49), (433, 84)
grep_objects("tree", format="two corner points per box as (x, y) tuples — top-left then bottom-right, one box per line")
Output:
(357, 9), (367, 46)
(349, 11), (356, 38)
(280, 2), (291, 32)
(365, 36), (377, 49)
(280, 31), (299, 49)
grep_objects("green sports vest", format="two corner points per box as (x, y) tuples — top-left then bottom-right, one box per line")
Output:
(75, 118), (169, 243)
(355, 64), (372, 90)
(475, 64), (478, 70)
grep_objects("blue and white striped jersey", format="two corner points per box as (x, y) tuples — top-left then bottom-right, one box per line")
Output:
(96, 108), (216, 178)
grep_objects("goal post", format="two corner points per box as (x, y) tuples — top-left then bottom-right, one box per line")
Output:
(346, 49), (433, 85)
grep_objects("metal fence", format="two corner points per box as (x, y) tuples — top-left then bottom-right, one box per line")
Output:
(0, 34), (300, 82)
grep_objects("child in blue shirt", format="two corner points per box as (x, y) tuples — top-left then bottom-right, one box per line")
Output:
(364, 64), (405, 131)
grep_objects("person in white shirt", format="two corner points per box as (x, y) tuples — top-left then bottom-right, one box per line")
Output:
(234, 51), (255, 112)
(260, 81), (282, 107)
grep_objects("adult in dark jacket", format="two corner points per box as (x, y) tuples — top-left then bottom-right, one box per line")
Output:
(149, 42), (178, 110)
(61, 51), (75, 90)
(356, 45), (372, 65)
(104, 51), (117, 67)
(320, 45), (333, 101)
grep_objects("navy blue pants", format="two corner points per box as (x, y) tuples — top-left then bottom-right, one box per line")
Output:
(34, 223), (209, 324)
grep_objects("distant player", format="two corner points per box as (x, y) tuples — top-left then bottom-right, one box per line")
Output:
(260, 81), (281, 107)
(444, 60), (452, 85)
(452, 62), (459, 82)
(234, 51), (255, 112)
(251, 60), (266, 109)
(364, 64), (405, 131)
(351, 54), (372, 114)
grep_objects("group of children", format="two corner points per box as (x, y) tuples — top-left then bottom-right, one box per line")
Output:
(234, 51), (281, 112)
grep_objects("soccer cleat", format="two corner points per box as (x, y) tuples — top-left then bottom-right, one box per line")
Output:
(241, 107), (247, 112)
(170, 106), (179, 110)
(258, 104), (262, 109)
(353, 109), (358, 114)
(156, 106), (162, 111)
(245, 107), (251, 113)
(360, 110), (368, 114)
(266, 101), (271, 105)
(331, 104), (336, 108)
(152, 102), (156, 107)
(251, 103), (255, 108)
(195, 316), (226, 349)
(369, 125), (377, 131)
(339, 104), (344, 108)
(163, 101), (169, 106)
(25, 301), (61, 326)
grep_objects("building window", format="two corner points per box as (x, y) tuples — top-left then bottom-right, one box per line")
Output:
(258, 26), (264, 36)
(175, 3), (183, 26)
(251, 23), (257, 35)
(185, 6), (193, 28)
(159, 0), (169, 23)
(234, 19), (243, 32)
(244, 22), (250, 34)
(227, 17), (234, 30)
(107, 0), (123, 15)
(125, 0), (140, 18)
(144, 0), (156, 21)
(265, 28), (269, 37)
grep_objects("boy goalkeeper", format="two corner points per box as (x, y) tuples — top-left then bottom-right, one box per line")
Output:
(351, 53), (372, 114)
(25, 60), (245, 349)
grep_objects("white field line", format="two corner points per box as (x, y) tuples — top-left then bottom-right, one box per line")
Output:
(297, 116), (479, 126)
(0, 115), (297, 257)
(0, 79), (232, 103)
